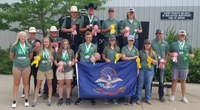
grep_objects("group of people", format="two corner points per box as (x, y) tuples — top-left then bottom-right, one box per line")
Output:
(10, 3), (194, 109)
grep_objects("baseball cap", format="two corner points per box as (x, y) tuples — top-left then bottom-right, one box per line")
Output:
(109, 35), (116, 41)
(155, 29), (163, 34)
(128, 8), (135, 13)
(144, 39), (151, 44)
(178, 30), (186, 36)
(127, 35), (135, 41)
(108, 8), (114, 12)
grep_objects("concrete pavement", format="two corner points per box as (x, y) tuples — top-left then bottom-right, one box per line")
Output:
(0, 75), (200, 110)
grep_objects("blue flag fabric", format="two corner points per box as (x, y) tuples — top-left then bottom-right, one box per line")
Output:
(76, 60), (138, 98)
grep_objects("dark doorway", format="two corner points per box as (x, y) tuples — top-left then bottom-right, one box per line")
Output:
(138, 21), (149, 50)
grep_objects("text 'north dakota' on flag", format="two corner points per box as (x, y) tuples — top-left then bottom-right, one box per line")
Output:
(76, 60), (137, 98)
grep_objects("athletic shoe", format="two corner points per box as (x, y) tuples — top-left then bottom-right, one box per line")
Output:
(47, 100), (51, 106)
(136, 100), (141, 105)
(57, 98), (63, 106)
(24, 99), (29, 107)
(112, 99), (118, 105)
(31, 100), (37, 107)
(21, 94), (25, 98)
(65, 98), (72, 106)
(11, 100), (16, 108)
(170, 95), (175, 102)
(182, 97), (189, 104)
(38, 93), (42, 97)
(74, 98), (83, 105)
(104, 99), (109, 105)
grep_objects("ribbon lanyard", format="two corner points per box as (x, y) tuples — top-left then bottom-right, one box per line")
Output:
(19, 43), (26, 54)
(43, 49), (49, 59)
(62, 50), (69, 60)
(179, 41), (185, 50)
(88, 15), (94, 25)
(84, 43), (91, 55)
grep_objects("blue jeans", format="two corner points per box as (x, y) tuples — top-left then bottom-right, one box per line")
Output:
(157, 68), (165, 98)
(136, 69), (155, 101)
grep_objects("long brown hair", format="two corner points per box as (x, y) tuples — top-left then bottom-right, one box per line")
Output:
(38, 37), (53, 58)
(57, 39), (71, 60)
(106, 40), (118, 52)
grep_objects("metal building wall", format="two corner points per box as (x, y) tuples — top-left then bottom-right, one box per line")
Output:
(0, 0), (200, 49)
(97, 0), (200, 48)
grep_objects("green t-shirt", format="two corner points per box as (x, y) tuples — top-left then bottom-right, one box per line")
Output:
(121, 45), (139, 57)
(55, 49), (74, 72)
(102, 18), (121, 38)
(38, 49), (53, 72)
(169, 41), (193, 69)
(151, 39), (169, 59)
(77, 43), (97, 62)
(11, 43), (33, 68)
(103, 46), (120, 62)
(120, 18), (142, 39)
(139, 50), (158, 70)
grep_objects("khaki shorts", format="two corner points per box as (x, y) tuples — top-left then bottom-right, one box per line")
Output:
(56, 69), (73, 80)
(37, 70), (53, 80)
(12, 66), (31, 74)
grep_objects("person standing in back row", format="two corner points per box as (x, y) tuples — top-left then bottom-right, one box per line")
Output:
(61, 6), (82, 53)
(79, 3), (101, 45)
(151, 29), (169, 102)
(120, 8), (142, 49)
(101, 8), (121, 49)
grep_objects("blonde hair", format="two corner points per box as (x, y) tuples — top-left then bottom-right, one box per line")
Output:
(142, 44), (156, 58)
(12, 31), (29, 46)
(85, 31), (92, 38)
(58, 39), (71, 60)
(38, 37), (53, 58)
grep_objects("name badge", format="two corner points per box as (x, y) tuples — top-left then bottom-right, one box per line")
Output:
(89, 24), (93, 27)
(179, 51), (184, 55)
(85, 55), (90, 59)
(18, 57), (26, 60)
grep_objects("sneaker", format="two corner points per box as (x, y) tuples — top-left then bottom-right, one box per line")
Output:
(31, 100), (37, 107)
(136, 100), (141, 105)
(145, 100), (151, 105)
(65, 98), (72, 106)
(47, 100), (51, 106)
(57, 98), (63, 106)
(182, 97), (189, 104)
(74, 98), (83, 105)
(43, 94), (48, 100)
(104, 99), (109, 105)
(90, 99), (96, 105)
(53, 93), (59, 97)
(112, 99), (118, 105)
(38, 93), (42, 97)
(11, 100), (16, 108)
(24, 99), (29, 107)
(21, 94), (25, 98)
(159, 97), (166, 103)
(170, 95), (175, 102)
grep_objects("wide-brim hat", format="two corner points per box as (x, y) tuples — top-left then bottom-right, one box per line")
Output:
(85, 3), (97, 10)
(69, 6), (79, 13)
(28, 27), (37, 33)
(49, 26), (58, 32)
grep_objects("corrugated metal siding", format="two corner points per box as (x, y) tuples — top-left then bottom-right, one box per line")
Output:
(0, 0), (200, 49)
